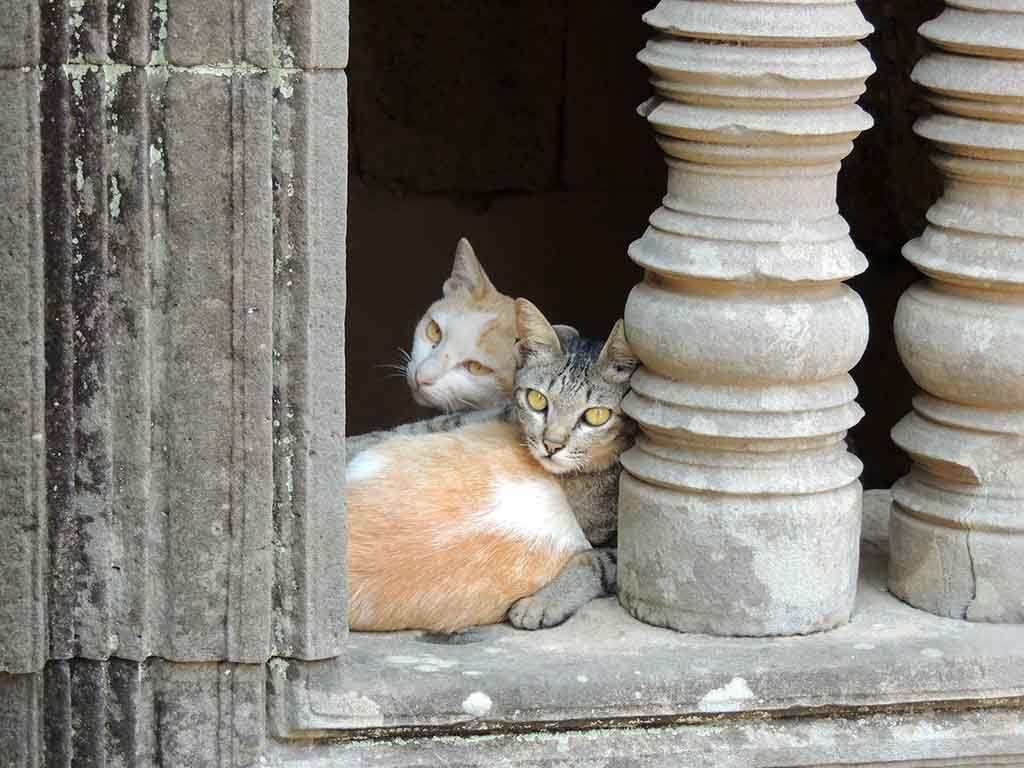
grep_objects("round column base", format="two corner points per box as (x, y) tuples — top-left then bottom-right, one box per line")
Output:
(889, 479), (1024, 624)
(617, 472), (861, 637)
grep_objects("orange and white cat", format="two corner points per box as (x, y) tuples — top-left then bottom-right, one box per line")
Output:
(347, 420), (589, 631)
(404, 238), (517, 412)
(402, 238), (577, 413)
(347, 300), (638, 632)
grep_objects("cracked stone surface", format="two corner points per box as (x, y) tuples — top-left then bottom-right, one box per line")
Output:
(889, 0), (1024, 624)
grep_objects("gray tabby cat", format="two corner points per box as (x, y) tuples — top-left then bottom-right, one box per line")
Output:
(349, 299), (637, 629)
(504, 307), (636, 628)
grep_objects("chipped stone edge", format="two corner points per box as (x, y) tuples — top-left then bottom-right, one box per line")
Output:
(260, 707), (1024, 767)
(267, 650), (1024, 743)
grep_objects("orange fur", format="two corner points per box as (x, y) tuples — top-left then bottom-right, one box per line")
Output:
(438, 288), (517, 391)
(347, 421), (587, 632)
(475, 309), (516, 391)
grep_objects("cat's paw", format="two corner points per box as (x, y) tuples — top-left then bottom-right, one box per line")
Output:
(508, 596), (572, 630)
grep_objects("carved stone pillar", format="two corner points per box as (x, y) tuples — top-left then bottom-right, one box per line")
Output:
(617, 1), (874, 636)
(889, 1), (1024, 623)
(0, 0), (348, 764)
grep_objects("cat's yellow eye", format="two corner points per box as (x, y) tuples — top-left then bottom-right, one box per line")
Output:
(425, 319), (442, 344)
(526, 389), (548, 412)
(466, 361), (491, 376)
(583, 407), (612, 427)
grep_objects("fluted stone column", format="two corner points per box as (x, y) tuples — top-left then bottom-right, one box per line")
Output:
(889, 1), (1024, 624)
(617, 1), (875, 636)
(0, 0), (348, 764)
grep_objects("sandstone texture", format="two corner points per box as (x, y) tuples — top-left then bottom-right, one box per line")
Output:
(889, 0), (1024, 624)
(617, 0), (875, 636)
(0, 0), (349, 764)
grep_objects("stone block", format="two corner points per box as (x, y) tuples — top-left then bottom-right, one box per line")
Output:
(264, 709), (1024, 767)
(104, 66), (158, 661)
(276, 0), (350, 69)
(35, 0), (151, 65)
(160, 70), (276, 660)
(28, 0), (349, 68)
(2, 660), (264, 768)
(271, 70), (348, 659)
(2, 0), (351, 763)
(34, 65), (293, 664)
(33, 0), (349, 67)
(14, 54), (346, 673)
(0, 673), (42, 768)
(38, 0), (106, 64)
(30, 0), (351, 68)
(165, 0), (274, 67)
(152, 660), (266, 767)
(350, 0), (565, 192)
(0, 70), (46, 675)
(41, 61), (117, 663)
(0, 1), (39, 66)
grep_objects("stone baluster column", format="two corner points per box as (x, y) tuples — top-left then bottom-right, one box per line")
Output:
(888, 1), (1024, 623)
(617, 1), (875, 636)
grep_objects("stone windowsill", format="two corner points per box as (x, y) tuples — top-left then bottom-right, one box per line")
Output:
(266, 494), (1024, 746)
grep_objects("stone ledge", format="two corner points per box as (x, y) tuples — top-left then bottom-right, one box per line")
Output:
(267, 539), (1024, 742)
(259, 708), (1024, 767)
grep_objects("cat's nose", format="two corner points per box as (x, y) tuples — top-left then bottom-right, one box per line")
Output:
(414, 366), (440, 388)
(543, 439), (565, 456)
(415, 356), (446, 388)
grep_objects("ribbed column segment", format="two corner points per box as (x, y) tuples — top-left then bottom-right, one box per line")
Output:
(618, 0), (875, 636)
(889, 0), (1024, 624)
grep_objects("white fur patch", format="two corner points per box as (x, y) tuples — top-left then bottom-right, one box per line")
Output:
(408, 307), (507, 410)
(346, 450), (388, 484)
(478, 476), (590, 554)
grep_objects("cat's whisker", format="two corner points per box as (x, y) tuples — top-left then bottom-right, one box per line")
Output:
(391, 348), (413, 378)
(375, 363), (409, 373)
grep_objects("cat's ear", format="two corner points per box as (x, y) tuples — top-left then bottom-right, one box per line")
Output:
(443, 238), (496, 299)
(515, 298), (562, 362)
(552, 324), (579, 347)
(597, 320), (639, 384)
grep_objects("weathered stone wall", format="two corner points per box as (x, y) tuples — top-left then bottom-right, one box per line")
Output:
(0, 0), (348, 764)
(345, 0), (944, 490)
